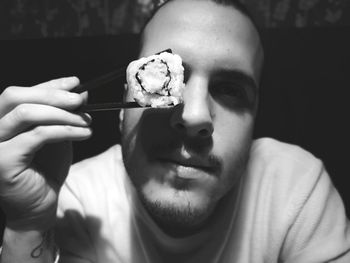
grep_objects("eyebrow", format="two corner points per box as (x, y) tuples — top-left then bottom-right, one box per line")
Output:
(213, 69), (258, 94)
(182, 62), (257, 90)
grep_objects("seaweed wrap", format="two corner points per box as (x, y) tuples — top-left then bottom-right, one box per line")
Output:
(126, 51), (185, 107)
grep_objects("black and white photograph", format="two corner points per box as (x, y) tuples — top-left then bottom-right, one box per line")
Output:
(0, 0), (349, 262)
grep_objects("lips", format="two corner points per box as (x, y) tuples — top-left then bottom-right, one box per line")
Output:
(155, 149), (219, 175)
(160, 157), (211, 171)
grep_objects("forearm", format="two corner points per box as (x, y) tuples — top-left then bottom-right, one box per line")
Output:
(0, 227), (58, 263)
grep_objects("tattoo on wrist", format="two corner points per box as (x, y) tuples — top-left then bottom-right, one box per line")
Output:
(30, 230), (54, 258)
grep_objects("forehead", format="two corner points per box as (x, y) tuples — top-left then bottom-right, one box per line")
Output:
(140, 0), (263, 80)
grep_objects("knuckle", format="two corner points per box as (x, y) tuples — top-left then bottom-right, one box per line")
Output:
(34, 79), (57, 90)
(45, 78), (69, 89)
(1, 86), (20, 101)
(47, 79), (57, 88)
(43, 79), (55, 87)
(40, 88), (53, 99)
(42, 89), (75, 106)
(63, 125), (74, 133)
(13, 104), (31, 122)
(63, 125), (89, 136)
(31, 126), (45, 138)
(43, 89), (65, 105)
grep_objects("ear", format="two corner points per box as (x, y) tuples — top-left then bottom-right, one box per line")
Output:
(119, 109), (124, 132)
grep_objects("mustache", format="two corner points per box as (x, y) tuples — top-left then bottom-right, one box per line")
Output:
(149, 137), (222, 171)
(207, 154), (222, 170)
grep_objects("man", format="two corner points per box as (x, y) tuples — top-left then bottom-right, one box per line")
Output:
(0, 0), (349, 262)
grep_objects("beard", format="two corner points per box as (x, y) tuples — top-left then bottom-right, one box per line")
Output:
(122, 139), (221, 236)
(137, 188), (216, 236)
(120, 109), (251, 236)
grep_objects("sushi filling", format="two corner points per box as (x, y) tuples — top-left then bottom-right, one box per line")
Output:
(126, 51), (185, 107)
(135, 58), (172, 96)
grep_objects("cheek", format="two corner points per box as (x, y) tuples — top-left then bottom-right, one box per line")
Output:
(213, 113), (254, 182)
(215, 110), (254, 145)
(224, 116), (253, 148)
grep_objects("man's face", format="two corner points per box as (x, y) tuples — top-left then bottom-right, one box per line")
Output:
(120, 0), (263, 231)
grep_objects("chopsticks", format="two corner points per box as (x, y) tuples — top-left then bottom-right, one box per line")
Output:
(80, 102), (144, 112)
(73, 48), (172, 112)
(72, 66), (127, 94)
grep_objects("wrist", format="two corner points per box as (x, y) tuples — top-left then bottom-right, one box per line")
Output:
(1, 228), (59, 263)
(5, 208), (57, 232)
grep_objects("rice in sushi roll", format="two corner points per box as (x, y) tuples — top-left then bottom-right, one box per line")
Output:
(126, 51), (185, 107)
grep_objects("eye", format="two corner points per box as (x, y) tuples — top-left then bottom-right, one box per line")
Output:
(210, 82), (252, 110)
(211, 82), (246, 99)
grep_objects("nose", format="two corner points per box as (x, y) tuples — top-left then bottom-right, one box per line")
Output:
(170, 76), (214, 138)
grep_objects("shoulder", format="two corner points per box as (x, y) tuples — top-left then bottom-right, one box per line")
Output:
(249, 137), (324, 181)
(240, 138), (336, 243)
(251, 137), (321, 166)
(245, 138), (329, 216)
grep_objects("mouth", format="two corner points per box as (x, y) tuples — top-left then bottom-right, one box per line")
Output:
(159, 157), (213, 170)
(147, 142), (221, 181)
(156, 156), (218, 180)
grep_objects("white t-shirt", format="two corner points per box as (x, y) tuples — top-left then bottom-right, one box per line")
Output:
(55, 138), (350, 263)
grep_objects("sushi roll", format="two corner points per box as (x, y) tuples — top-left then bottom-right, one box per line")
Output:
(126, 51), (185, 107)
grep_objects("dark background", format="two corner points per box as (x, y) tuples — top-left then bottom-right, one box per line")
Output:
(1, 0), (349, 40)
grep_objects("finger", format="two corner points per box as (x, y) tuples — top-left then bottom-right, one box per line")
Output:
(0, 104), (91, 141)
(19, 125), (92, 152)
(0, 125), (92, 177)
(33, 77), (88, 105)
(81, 91), (89, 104)
(0, 86), (84, 117)
(33, 76), (80, 91)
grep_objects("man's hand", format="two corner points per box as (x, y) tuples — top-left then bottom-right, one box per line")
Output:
(0, 77), (91, 231)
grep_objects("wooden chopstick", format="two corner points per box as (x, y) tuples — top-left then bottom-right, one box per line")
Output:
(73, 48), (172, 112)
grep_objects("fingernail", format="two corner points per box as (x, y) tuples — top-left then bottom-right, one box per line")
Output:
(81, 113), (92, 124)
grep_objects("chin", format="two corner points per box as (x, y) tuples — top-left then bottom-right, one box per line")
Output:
(137, 183), (217, 235)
